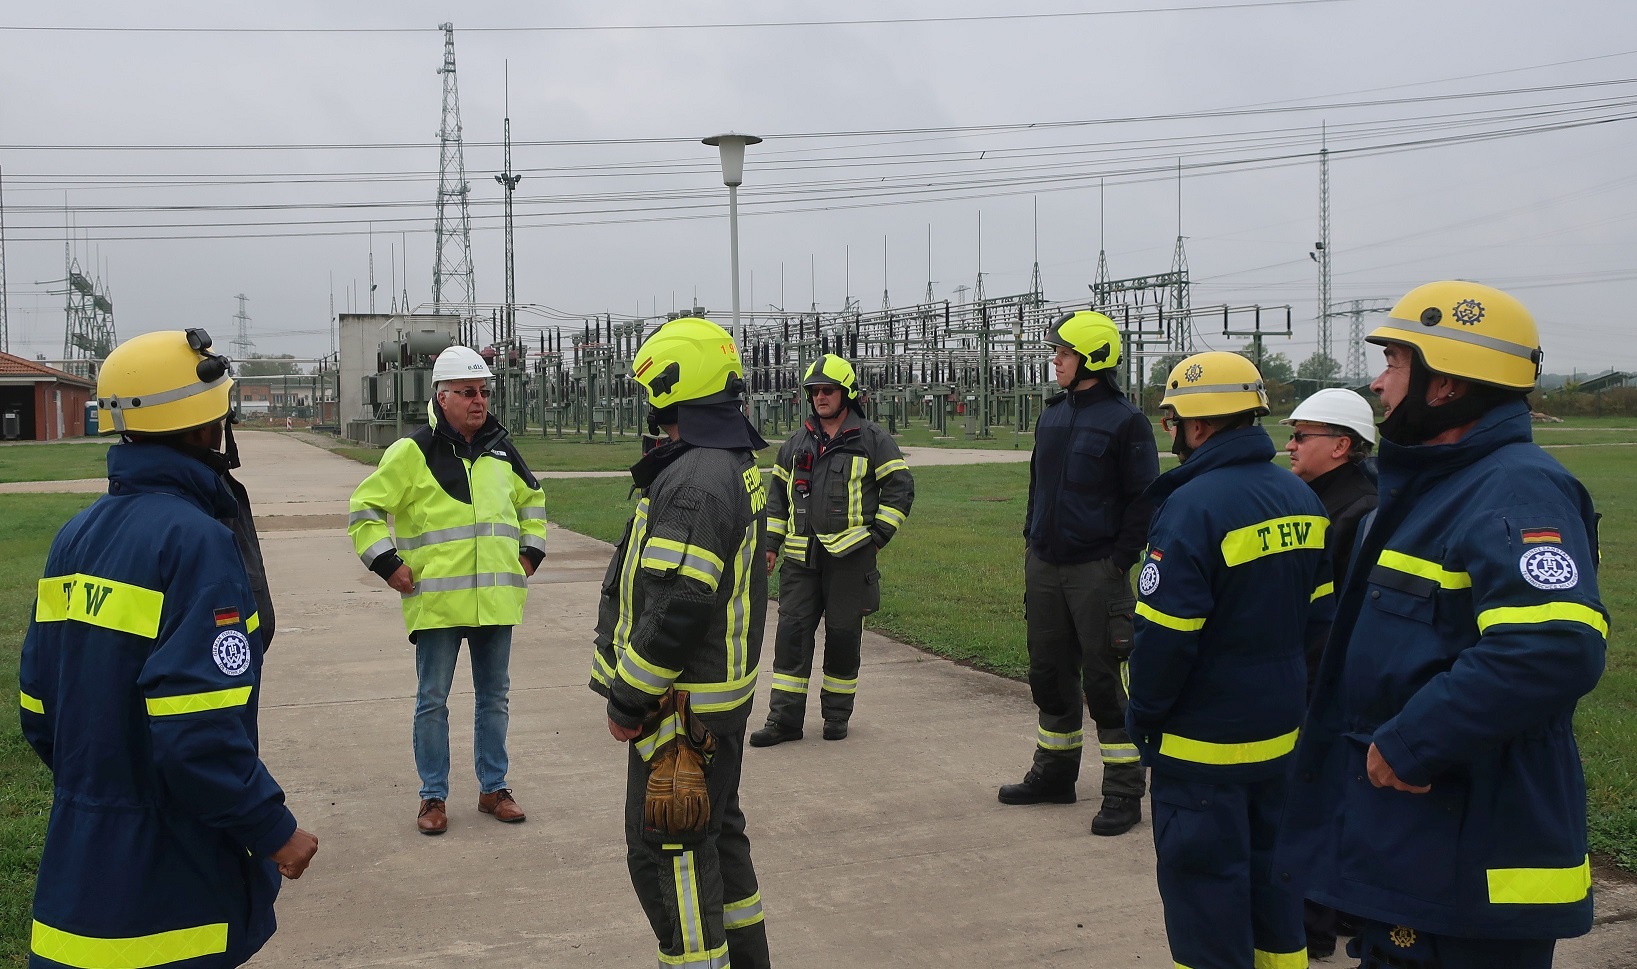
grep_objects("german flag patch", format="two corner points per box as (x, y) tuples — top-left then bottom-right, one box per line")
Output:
(1148, 548), (1164, 561)
(213, 607), (241, 627)
(1521, 528), (1562, 545)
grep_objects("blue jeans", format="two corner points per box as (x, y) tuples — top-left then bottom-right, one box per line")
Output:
(413, 625), (512, 800)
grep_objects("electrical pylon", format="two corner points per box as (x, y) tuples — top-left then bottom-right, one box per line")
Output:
(433, 23), (478, 344)
(231, 294), (254, 361)
(1168, 162), (1192, 353)
(1317, 124), (1333, 367)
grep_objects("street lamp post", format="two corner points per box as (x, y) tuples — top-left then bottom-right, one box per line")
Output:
(703, 133), (762, 350)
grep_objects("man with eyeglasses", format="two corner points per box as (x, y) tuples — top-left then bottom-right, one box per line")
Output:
(348, 344), (547, 834)
(1279, 283), (1606, 969)
(754, 353), (914, 746)
(999, 311), (1158, 837)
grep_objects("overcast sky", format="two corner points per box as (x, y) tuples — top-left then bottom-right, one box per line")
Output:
(2, 0), (1634, 376)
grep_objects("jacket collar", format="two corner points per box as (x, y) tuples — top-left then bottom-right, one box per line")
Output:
(430, 397), (507, 455)
(1147, 424), (1276, 503)
(806, 409), (863, 443)
(1377, 398), (1532, 491)
(107, 440), (239, 519)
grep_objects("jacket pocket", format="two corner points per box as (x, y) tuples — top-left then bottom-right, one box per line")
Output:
(1338, 731), (1466, 904)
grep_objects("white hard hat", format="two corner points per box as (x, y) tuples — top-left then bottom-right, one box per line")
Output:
(1281, 387), (1377, 444)
(431, 345), (494, 384)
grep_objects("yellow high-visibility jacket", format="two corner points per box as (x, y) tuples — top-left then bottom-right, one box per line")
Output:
(348, 409), (546, 632)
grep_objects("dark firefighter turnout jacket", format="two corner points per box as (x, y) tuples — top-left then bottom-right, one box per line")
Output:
(19, 441), (297, 969)
(1126, 426), (1335, 782)
(1279, 400), (1608, 940)
(766, 412), (913, 565)
(348, 403), (547, 633)
(591, 441), (769, 725)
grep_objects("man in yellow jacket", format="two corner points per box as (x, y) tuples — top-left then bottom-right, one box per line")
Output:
(348, 345), (547, 834)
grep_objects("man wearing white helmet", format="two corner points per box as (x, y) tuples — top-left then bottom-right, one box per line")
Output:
(348, 344), (547, 834)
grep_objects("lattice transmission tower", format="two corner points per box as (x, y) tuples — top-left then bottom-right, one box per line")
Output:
(61, 245), (116, 378)
(433, 23), (477, 343)
(1316, 125), (1334, 367)
(231, 294), (254, 361)
(1168, 161), (1193, 353)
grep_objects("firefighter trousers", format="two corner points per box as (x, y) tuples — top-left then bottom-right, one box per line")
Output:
(1151, 771), (1306, 969)
(766, 545), (879, 729)
(625, 712), (771, 969)
(1023, 550), (1143, 798)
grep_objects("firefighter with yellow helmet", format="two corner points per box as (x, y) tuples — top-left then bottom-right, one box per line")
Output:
(753, 352), (914, 746)
(1126, 349), (1331, 969)
(1279, 282), (1606, 968)
(590, 317), (774, 969)
(20, 330), (318, 968)
(999, 311), (1157, 837)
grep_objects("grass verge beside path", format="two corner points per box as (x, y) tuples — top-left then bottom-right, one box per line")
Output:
(0, 494), (98, 967)
(0, 443), (108, 484)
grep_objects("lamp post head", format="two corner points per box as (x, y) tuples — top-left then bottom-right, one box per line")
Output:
(703, 132), (762, 187)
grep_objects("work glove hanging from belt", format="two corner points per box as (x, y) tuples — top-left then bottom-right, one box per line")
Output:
(643, 688), (716, 837)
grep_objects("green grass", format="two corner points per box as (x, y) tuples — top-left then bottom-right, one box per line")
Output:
(0, 494), (98, 967)
(0, 444), (109, 484)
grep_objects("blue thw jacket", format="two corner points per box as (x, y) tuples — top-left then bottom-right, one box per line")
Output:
(1278, 400), (1607, 940)
(1126, 425), (1334, 783)
(18, 442), (296, 969)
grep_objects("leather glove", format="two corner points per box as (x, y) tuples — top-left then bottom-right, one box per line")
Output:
(643, 689), (715, 836)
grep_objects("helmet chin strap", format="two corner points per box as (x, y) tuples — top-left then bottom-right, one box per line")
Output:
(1378, 356), (1519, 446)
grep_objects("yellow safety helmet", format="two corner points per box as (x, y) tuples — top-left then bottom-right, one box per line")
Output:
(97, 328), (234, 435)
(631, 316), (743, 408)
(802, 354), (859, 400)
(1160, 351), (1269, 418)
(1044, 311), (1121, 370)
(1366, 281), (1541, 391)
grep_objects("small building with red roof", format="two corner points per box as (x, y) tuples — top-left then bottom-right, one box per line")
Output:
(0, 352), (97, 440)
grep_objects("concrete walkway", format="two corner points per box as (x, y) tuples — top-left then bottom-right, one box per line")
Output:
(13, 431), (1632, 966)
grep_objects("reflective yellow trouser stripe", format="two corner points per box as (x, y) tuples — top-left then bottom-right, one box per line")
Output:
(1477, 602), (1609, 638)
(771, 673), (809, 695)
(36, 574), (164, 640)
(723, 891), (765, 930)
(1487, 855), (1592, 904)
(1100, 742), (1141, 765)
(32, 919), (229, 969)
(1254, 946), (1309, 968)
(1159, 728), (1300, 765)
(1135, 601), (1207, 632)
(20, 691), (44, 715)
(145, 686), (254, 717)
(1037, 726), (1083, 751)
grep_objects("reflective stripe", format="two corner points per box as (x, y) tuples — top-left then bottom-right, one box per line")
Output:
(817, 526), (873, 556)
(1311, 581), (1334, 602)
(246, 611), (260, 634)
(411, 572), (528, 595)
(821, 674), (858, 695)
(1254, 948), (1309, 969)
(359, 537), (395, 566)
(785, 534), (810, 565)
(1160, 728), (1299, 765)
(656, 945), (730, 969)
(1037, 726), (1084, 751)
(679, 667), (760, 713)
(641, 537), (726, 591)
(876, 504), (908, 528)
(1220, 516), (1327, 567)
(1377, 549), (1472, 589)
(1135, 601), (1207, 632)
(847, 456), (867, 528)
(771, 673), (810, 695)
(635, 713), (681, 763)
(875, 458), (909, 481)
(767, 517), (789, 537)
(1375, 317), (1540, 362)
(36, 574), (164, 639)
(591, 650), (614, 688)
(19, 691), (44, 715)
(99, 371), (231, 434)
(518, 506), (548, 520)
(771, 464), (790, 482)
(1477, 602), (1608, 638)
(725, 523), (756, 680)
(348, 508), (386, 525)
(617, 648), (681, 696)
(669, 852), (711, 964)
(1487, 855), (1591, 905)
(31, 919), (229, 969)
(396, 521), (521, 550)
(520, 533), (548, 553)
(613, 500), (652, 653)
(723, 891), (765, 930)
(1100, 742), (1141, 765)
(1163, 379), (1264, 399)
(146, 687), (254, 717)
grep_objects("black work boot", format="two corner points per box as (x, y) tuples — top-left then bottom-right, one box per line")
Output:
(997, 770), (1076, 805)
(822, 721), (848, 741)
(749, 722), (803, 748)
(1090, 794), (1142, 836)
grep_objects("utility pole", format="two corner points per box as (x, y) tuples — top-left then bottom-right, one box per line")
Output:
(495, 63), (524, 429)
(1316, 123), (1333, 370)
(433, 23), (477, 345)
(0, 164), (9, 353)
